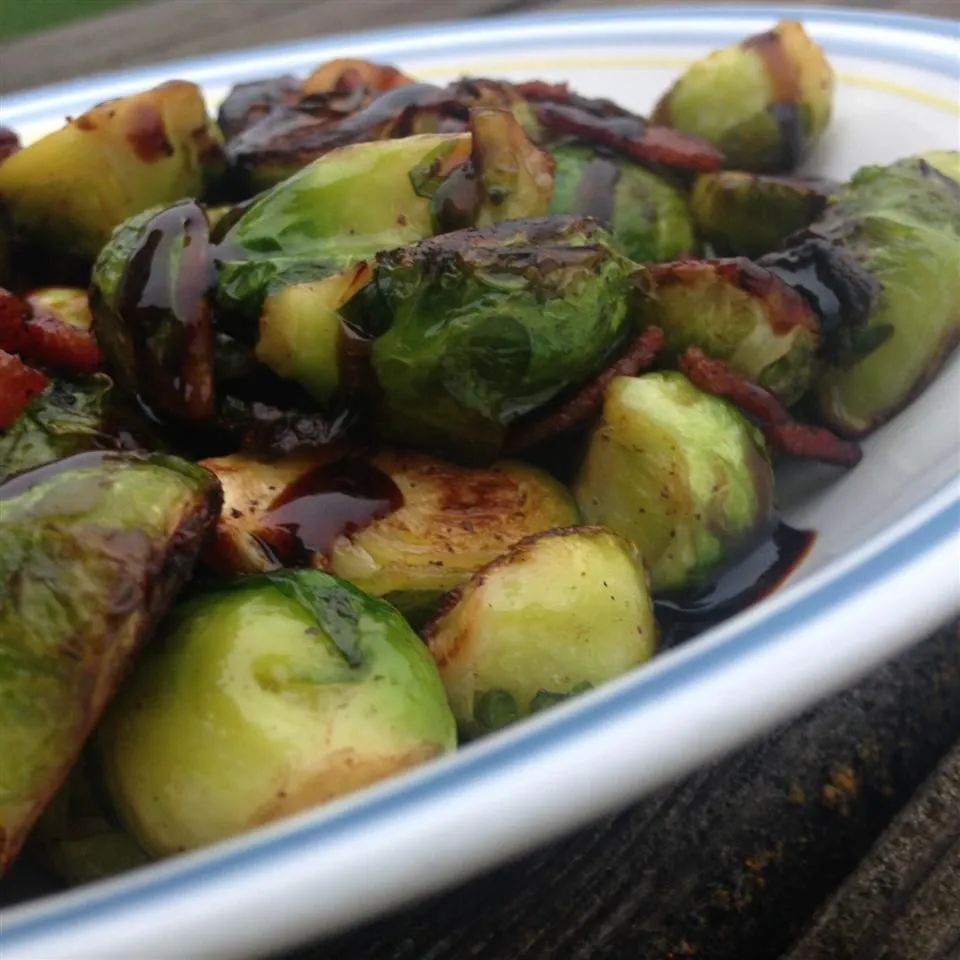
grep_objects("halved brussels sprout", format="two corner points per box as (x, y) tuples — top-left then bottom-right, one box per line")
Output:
(639, 257), (820, 404)
(370, 217), (636, 459)
(99, 570), (456, 856)
(255, 262), (373, 404)
(425, 526), (656, 737)
(0, 81), (223, 263)
(0, 374), (141, 482)
(690, 171), (833, 257)
(652, 21), (833, 171)
(809, 154), (960, 434)
(0, 452), (221, 873)
(574, 372), (774, 593)
(214, 133), (471, 315)
(201, 448), (578, 622)
(91, 200), (216, 421)
(548, 144), (695, 262)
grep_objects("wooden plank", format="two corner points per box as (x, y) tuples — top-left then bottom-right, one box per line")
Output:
(304, 621), (960, 960)
(784, 741), (960, 960)
(0, 0), (551, 96)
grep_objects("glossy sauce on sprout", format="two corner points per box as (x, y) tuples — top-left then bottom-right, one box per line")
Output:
(0, 450), (117, 501)
(256, 459), (402, 566)
(572, 156), (620, 225)
(654, 522), (815, 648)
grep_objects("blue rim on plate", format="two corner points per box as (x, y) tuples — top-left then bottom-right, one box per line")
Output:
(2, 6), (959, 956)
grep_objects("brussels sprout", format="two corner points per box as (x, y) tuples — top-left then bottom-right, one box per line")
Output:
(425, 526), (656, 736)
(370, 217), (636, 459)
(0, 81), (223, 263)
(810, 157), (960, 434)
(99, 570), (455, 855)
(652, 21), (833, 171)
(434, 107), (554, 231)
(255, 262), (373, 403)
(217, 75), (304, 141)
(301, 58), (414, 98)
(548, 144), (695, 262)
(91, 200), (216, 421)
(36, 755), (149, 886)
(0, 374), (142, 482)
(690, 171), (833, 257)
(0, 451), (221, 873)
(201, 448), (578, 621)
(574, 372), (774, 593)
(639, 257), (820, 404)
(215, 133), (471, 315)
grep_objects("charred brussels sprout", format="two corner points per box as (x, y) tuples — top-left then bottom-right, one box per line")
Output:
(330, 451), (577, 617)
(0, 452), (221, 873)
(99, 571), (455, 855)
(548, 144), (695, 262)
(639, 257), (820, 404)
(91, 200), (216, 421)
(0, 374), (142, 482)
(201, 449), (578, 623)
(370, 217), (636, 459)
(0, 81), (223, 263)
(425, 527), (656, 737)
(652, 21), (833, 172)
(575, 373), (774, 593)
(812, 154), (960, 434)
(690, 171), (833, 257)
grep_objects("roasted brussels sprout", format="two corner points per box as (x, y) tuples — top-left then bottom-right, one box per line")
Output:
(575, 372), (774, 593)
(369, 217), (636, 459)
(91, 200), (216, 421)
(0, 374), (140, 482)
(652, 21), (833, 171)
(0, 451), (221, 873)
(214, 133), (471, 315)
(806, 154), (960, 434)
(201, 448), (578, 621)
(690, 171), (834, 257)
(425, 526), (656, 736)
(36, 755), (149, 886)
(548, 144), (695, 262)
(255, 262), (372, 404)
(99, 570), (455, 855)
(0, 81), (223, 263)
(639, 257), (820, 404)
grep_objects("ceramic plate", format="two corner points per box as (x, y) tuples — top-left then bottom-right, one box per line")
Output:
(1, 6), (958, 958)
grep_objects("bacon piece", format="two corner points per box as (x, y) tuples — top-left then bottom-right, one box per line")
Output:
(0, 126), (20, 161)
(505, 326), (665, 453)
(0, 288), (103, 375)
(679, 346), (861, 467)
(536, 103), (723, 172)
(0, 349), (49, 429)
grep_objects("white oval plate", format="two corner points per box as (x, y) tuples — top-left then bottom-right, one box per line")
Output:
(1, 6), (958, 959)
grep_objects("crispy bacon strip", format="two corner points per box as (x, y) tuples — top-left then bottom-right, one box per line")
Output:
(679, 346), (862, 467)
(536, 103), (723, 172)
(0, 349), (49, 429)
(0, 288), (103, 375)
(505, 325), (665, 453)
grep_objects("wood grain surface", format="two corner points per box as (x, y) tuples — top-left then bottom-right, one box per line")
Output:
(1, 2), (957, 959)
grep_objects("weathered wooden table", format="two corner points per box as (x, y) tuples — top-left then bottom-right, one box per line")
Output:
(1, 3), (957, 958)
